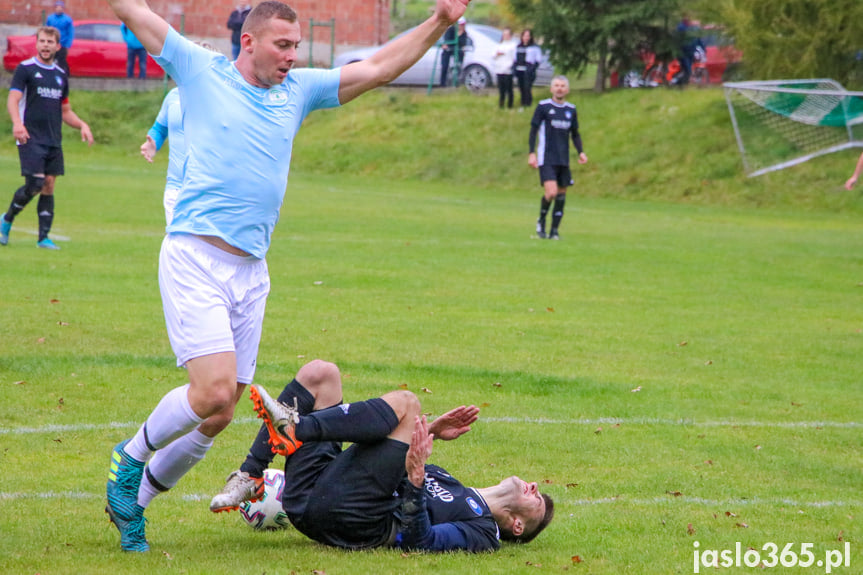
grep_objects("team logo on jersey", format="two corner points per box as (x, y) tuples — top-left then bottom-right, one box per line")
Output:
(548, 109), (556, 115)
(56, 76), (64, 87)
(35, 72), (43, 79)
(266, 88), (288, 106)
(340, 403), (351, 415)
(565, 111), (572, 119)
(466, 497), (483, 516)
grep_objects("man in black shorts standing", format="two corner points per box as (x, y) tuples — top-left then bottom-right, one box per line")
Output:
(209, 359), (554, 551)
(528, 75), (587, 240)
(1, 26), (93, 250)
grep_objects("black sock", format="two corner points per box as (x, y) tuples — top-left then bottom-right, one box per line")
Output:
(240, 379), (314, 477)
(551, 194), (566, 232)
(37, 194), (54, 241)
(6, 185), (36, 222)
(295, 397), (398, 444)
(538, 197), (551, 229)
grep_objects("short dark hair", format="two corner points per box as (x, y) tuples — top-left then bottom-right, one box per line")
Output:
(499, 493), (555, 544)
(242, 1), (298, 36)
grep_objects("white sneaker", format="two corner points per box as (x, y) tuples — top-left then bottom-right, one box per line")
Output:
(209, 470), (265, 513)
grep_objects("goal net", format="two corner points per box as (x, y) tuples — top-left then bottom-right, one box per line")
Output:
(723, 79), (863, 177)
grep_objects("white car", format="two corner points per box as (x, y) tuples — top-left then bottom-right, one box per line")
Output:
(332, 23), (554, 91)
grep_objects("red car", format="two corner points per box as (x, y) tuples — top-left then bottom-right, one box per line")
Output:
(3, 19), (164, 78)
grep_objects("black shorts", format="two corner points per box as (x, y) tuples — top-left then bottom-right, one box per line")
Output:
(18, 141), (64, 177)
(281, 386), (408, 550)
(538, 164), (572, 189)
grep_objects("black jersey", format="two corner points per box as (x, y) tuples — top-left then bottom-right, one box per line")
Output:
(10, 57), (69, 147)
(396, 464), (500, 552)
(529, 98), (583, 167)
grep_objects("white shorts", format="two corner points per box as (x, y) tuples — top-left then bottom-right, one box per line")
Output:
(159, 234), (270, 384)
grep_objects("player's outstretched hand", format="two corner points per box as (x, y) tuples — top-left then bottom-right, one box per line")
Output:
(435, 0), (470, 26)
(845, 176), (858, 191)
(578, 152), (588, 164)
(429, 405), (479, 441)
(406, 415), (434, 487)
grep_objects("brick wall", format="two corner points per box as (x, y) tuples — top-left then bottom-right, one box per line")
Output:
(0, 0), (390, 47)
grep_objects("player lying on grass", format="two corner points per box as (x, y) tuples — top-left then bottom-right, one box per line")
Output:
(210, 359), (554, 551)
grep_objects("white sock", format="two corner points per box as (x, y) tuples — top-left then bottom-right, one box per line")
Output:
(125, 384), (204, 462)
(137, 428), (215, 508)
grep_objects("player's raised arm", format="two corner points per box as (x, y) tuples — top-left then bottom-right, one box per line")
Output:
(338, 0), (469, 104)
(105, 0), (170, 56)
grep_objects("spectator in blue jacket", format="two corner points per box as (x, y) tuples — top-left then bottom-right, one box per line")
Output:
(45, 0), (74, 73)
(121, 23), (147, 79)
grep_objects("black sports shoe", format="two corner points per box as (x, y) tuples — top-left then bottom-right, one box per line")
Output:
(549, 230), (560, 240)
(536, 220), (547, 239)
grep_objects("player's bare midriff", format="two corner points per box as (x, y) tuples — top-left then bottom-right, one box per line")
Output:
(197, 234), (251, 257)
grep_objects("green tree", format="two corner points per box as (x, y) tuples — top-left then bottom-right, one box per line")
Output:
(507, 0), (681, 92)
(700, 0), (863, 87)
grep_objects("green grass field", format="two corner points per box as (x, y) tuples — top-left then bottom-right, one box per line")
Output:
(0, 85), (861, 574)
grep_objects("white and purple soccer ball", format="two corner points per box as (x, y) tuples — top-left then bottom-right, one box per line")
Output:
(239, 468), (290, 530)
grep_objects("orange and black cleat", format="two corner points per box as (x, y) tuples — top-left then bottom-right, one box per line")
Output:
(250, 384), (303, 457)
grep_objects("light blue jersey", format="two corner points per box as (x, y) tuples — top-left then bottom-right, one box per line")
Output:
(147, 87), (184, 190)
(154, 27), (341, 258)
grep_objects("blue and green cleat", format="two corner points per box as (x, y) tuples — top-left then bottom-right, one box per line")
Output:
(0, 215), (10, 246)
(37, 237), (60, 250)
(106, 440), (149, 552)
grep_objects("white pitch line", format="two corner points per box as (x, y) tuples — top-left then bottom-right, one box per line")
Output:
(2, 416), (862, 436)
(1, 491), (859, 510)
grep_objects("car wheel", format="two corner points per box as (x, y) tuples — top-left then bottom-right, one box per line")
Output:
(461, 64), (492, 92)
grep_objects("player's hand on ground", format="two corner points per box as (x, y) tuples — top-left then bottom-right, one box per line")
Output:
(845, 176), (858, 191)
(578, 152), (588, 164)
(406, 415), (433, 487)
(141, 135), (157, 162)
(429, 405), (479, 440)
(12, 124), (29, 144)
(81, 123), (94, 146)
(528, 152), (538, 169)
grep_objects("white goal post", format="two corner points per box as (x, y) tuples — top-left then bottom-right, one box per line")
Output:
(723, 79), (863, 177)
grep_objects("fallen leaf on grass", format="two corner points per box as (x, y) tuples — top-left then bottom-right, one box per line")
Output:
(735, 522), (749, 528)
(571, 555), (583, 564)
(162, 551), (172, 560)
(420, 387), (432, 394)
(725, 511), (737, 517)
(594, 427), (602, 434)
(37, 337), (45, 344)
(566, 483), (579, 488)
(546, 307), (554, 312)
(687, 523), (696, 535)
(493, 382), (502, 387)
(525, 561), (542, 567)
(398, 383), (408, 390)
(667, 490), (683, 497)
(57, 321), (69, 327)
(678, 341), (688, 347)
(480, 402), (491, 408)
(13, 381), (26, 385)
(631, 386), (642, 392)
(838, 530), (844, 542)
(50, 299), (60, 304)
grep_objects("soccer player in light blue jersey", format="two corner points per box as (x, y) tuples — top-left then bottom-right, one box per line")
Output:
(103, 0), (472, 553)
(139, 87), (183, 224)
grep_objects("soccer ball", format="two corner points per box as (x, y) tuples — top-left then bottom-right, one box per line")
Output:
(239, 468), (290, 530)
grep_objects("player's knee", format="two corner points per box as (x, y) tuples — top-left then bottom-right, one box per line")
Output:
(388, 389), (421, 421)
(297, 359), (340, 385)
(24, 175), (45, 197)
